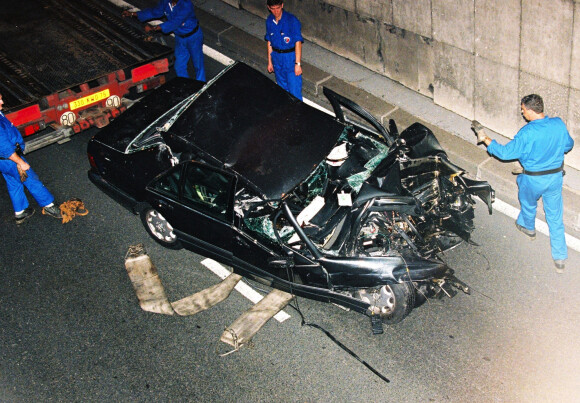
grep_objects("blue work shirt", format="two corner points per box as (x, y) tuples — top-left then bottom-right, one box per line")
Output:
(137, 0), (199, 36)
(487, 116), (574, 171)
(264, 11), (303, 51)
(0, 112), (24, 159)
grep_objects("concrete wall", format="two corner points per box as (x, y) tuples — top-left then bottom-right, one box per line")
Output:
(234, 0), (580, 170)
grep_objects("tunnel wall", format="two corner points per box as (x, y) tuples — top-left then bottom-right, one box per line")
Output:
(232, 0), (580, 170)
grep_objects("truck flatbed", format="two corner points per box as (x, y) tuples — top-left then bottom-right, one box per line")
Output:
(0, 0), (173, 151)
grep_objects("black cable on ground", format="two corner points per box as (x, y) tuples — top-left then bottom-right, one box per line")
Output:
(288, 297), (390, 384)
(466, 243), (496, 302)
(282, 265), (391, 384)
(240, 270), (391, 383)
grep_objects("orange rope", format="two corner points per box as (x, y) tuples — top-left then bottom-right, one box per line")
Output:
(59, 198), (89, 224)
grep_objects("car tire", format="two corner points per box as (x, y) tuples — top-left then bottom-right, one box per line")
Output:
(140, 207), (182, 250)
(357, 282), (415, 325)
(379, 282), (415, 324)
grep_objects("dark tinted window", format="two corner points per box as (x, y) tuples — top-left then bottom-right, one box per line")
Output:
(182, 164), (231, 221)
(150, 167), (181, 198)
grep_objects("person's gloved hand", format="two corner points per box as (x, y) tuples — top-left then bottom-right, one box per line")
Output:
(17, 165), (28, 182)
(144, 25), (161, 33)
(122, 10), (136, 18)
(471, 120), (487, 144)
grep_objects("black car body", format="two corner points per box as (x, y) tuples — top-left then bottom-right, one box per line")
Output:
(88, 62), (494, 325)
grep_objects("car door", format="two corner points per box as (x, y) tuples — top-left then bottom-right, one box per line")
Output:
(146, 162), (235, 263)
(230, 184), (302, 284)
(232, 216), (285, 281)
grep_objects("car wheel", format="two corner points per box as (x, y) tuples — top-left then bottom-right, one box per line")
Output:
(140, 207), (182, 249)
(356, 282), (415, 325)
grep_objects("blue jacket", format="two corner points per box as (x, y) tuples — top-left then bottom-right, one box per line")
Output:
(264, 11), (303, 51)
(487, 116), (574, 171)
(0, 112), (24, 159)
(137, 0), (199, 36)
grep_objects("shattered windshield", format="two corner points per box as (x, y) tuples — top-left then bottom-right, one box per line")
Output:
(240, 128), (391, 244)
(345, 134), (389, 192)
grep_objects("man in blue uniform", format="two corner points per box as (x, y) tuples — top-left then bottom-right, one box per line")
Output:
(265, 0), (303, 100)
(123, 0), (206, 82)
(473, 94), (574, 273)
(0, 94), (61, 224)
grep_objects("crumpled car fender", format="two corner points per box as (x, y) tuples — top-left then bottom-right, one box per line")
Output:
(398, 122), (446, 158)
(318, 255), (449, 289)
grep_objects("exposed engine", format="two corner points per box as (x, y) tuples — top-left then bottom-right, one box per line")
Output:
(237, 123), (490, 264)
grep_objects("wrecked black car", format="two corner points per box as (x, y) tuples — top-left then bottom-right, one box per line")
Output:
(87, 62), (494, 325)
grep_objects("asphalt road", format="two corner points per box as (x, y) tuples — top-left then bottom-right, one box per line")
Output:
(2, 34), (580, 403)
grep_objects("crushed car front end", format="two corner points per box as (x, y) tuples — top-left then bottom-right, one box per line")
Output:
(237, 89), (494, 324)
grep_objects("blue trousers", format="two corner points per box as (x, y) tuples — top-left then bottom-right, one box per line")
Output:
(516, 173), (567, 260)
(272, 51), (302, 100)
(174, 30), (206, 82)
(0, 159), (54, 213)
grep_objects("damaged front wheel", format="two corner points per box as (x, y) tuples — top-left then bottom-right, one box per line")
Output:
(357, 282), (415, 324)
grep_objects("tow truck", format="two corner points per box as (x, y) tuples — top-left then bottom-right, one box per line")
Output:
(0, 0), (173, 153)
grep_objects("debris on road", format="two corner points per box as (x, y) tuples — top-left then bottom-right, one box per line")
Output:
(124, 244), (292, 348)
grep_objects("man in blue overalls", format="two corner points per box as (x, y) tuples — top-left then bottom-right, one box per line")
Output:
(473, 94), (574, 273)
(123, 0), (206, 82)
(0, 94), (61, 224)
(265, 0), (303, 100)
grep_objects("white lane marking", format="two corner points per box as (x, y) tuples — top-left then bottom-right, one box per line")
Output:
(491, 199), (580, 253)
(201, 259), (291, 323)
(202, 45), (234, 65)
(303, 98), (335, 116)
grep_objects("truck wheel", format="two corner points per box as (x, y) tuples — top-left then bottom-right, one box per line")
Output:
(357, 282), (415, 325)
(140, 207), (182, 250)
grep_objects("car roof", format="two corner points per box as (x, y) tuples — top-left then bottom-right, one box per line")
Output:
(169, 63), (345, 199)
